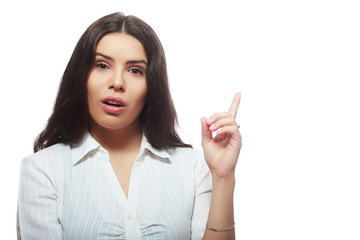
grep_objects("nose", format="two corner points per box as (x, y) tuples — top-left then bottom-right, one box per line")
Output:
(109, 71), (125, 92)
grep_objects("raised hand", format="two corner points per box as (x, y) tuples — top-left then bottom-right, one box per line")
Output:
(201, 92), (242, 179)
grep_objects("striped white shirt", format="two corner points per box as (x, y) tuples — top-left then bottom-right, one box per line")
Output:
(17, 132), (212, 240)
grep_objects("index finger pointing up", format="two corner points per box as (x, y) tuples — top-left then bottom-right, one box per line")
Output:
(228, 92), (241, 118)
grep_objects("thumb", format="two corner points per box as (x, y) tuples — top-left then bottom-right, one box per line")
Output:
(201, 117), (212, 145)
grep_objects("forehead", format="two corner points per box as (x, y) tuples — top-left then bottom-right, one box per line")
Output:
(96, 32), (147, 61)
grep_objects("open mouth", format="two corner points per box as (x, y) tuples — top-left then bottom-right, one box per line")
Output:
(101, 96), (126, 113)
(103, 100), (123, 107)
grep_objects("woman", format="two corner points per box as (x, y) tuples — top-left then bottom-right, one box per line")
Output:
(17, 12), (241, 240)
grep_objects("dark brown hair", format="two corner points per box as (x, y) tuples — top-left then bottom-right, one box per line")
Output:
(34, 12), (191, 152)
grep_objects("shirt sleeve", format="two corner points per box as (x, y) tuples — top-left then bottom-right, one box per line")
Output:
(17, 155), (62, 240)
(190, 151), (212, 240)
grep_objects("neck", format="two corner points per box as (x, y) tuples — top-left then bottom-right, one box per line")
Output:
(89, 120), (143, 153)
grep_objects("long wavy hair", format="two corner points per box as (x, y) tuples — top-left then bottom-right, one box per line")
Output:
(34, 12), (191, 152)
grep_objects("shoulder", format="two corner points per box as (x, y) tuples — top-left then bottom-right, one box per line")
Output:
(168, 147), (203, 162)
(168, 147), (212, 191)
(21, 143), (71, 175)
(167, 147), (209, 172)
(19, 143), (71, 195)
(23, 143), (70, 163)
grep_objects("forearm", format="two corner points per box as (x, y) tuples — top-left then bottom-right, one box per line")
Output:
(203, 173), (236, 240)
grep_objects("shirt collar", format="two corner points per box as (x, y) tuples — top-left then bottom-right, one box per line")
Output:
(71, 131), (101, 165)
(139, 134), (171, 160)
(71, 131), (170, 166)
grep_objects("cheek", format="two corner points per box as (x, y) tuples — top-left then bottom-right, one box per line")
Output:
(139, 84), (148, 106)
(86, 75), (98, 113)
(86, 83), (93, 107)
(87, 72), (99, 99)
(131, 84), (147, 116)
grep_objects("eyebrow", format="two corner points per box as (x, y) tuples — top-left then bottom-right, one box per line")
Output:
(95, 52), (148, 66)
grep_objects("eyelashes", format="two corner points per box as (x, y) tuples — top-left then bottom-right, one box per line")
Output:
(95, 62), (110, 69)
(128, 67), (144, 75)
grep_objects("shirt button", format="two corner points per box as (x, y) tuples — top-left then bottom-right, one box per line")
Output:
(127, 214), (133, 221)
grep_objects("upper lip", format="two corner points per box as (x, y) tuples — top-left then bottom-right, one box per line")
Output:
(101, 96), (126, 106)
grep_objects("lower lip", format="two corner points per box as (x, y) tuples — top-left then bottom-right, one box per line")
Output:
(101, 103), (125, 114)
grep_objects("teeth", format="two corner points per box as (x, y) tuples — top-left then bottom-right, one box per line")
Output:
(105, 100), (122, 106)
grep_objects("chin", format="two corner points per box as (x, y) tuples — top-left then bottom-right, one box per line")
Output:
(94, 117), (142, 132)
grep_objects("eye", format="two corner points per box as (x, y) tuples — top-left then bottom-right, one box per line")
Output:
(95, 62), (110, 70)
(129, 67), (144, 75)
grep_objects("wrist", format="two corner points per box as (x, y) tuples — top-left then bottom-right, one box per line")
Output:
(211, 171), (236, 188)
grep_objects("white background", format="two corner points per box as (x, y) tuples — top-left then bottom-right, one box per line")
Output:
(1, 0), (359, 239)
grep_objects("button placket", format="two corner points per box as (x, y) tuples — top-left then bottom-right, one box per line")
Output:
(125, 155), (142, 239)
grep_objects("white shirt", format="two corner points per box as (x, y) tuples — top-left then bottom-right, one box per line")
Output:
(17, 132), (212, 240)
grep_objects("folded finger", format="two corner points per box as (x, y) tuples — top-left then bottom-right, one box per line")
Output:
(213, 125), (242, 142)
(209, 117), (236, 132)
(207, 112), (232, 125)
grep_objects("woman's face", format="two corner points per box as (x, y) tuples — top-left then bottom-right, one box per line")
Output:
(87, 32), (148, 132)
